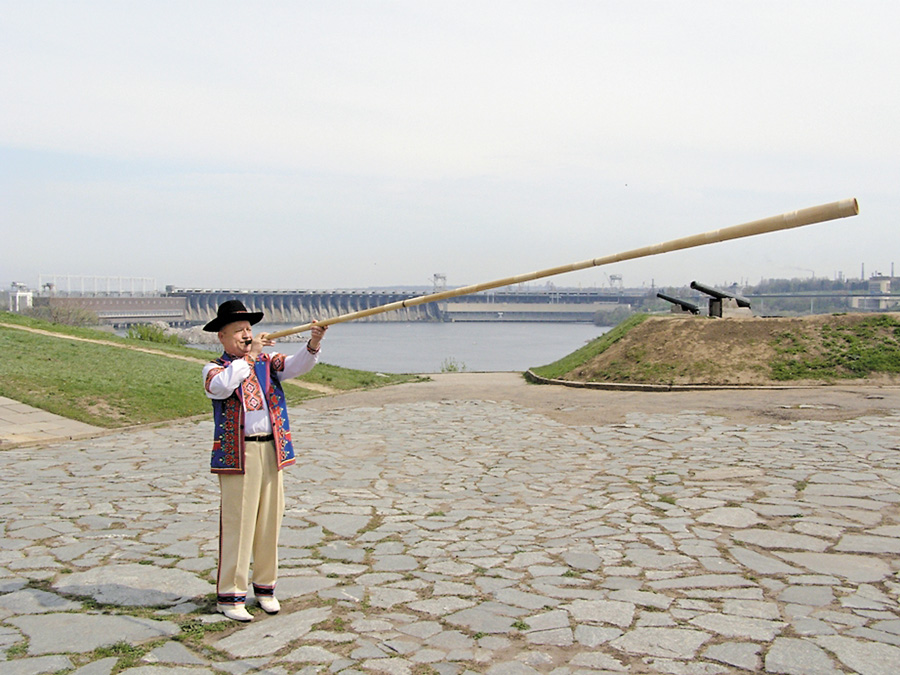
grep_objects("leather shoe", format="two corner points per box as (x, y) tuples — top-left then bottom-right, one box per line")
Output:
(258, 595), (280, 614)
(217, 603), (253, 622)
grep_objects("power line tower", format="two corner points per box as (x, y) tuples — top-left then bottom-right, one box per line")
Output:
(432, 273), (448, 319)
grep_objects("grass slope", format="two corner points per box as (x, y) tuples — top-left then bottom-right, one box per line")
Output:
(1, 312), (423, 428)
(769, 313), (900, 381)
(530, 314), (649, 380)
(531, 312), (900, 386)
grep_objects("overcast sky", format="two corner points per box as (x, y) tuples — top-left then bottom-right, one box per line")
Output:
(2, 1), (896, 293)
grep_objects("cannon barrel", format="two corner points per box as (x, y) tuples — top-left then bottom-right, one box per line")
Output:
(690, 281), (751, 308)
(656, 292), (700, 314)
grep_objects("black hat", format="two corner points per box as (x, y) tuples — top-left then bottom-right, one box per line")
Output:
(202, 300), (264, 332)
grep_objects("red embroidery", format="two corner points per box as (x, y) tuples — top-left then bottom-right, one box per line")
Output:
(242, 371), (264, 411)
(218, 397), (242, 471)
(209, 352), (295, 474)
(205, 366), (224, 393)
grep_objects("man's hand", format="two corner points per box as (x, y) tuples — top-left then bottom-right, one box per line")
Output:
(249, 332), (275, 360)
(308, 321), (328, 351)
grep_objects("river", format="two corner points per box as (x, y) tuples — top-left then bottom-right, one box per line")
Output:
(261, 322), (609, 373)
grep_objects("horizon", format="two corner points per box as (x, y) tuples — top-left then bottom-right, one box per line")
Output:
(6, 270), (887, 297)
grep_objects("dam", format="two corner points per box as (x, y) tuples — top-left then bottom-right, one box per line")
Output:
(24, 286), (639, 326)
(167, 287), (635, 325)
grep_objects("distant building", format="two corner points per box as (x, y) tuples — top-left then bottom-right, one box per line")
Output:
(36, 295), (187, 326)
(8, 283), (33, 312)
(850, 275), (897, 311)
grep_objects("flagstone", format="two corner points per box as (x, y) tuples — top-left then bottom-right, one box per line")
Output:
(690, 613), (786, 641)
(564, 599), (635, 627)
(213, 607), (331, 658)
(9, 613), (178, 655)
(697, 507), (761, 528)
(443, 607), (515, 634)
(2, 655), (74, 675)
(765, 637), (842, 675)
(282, 645), (343, 663)
(0, 588), (81, 614)
(703, 641), (761, 671)
(144, 641), (207, 666)
(776, 553), (892, 583)
(834, 534), (900, 554)
(70, 656), (118, 675)
(610, 627), (710, 659)
(815, 635), (900, 674)
(731, 530), (829, 552)
(275, 575), (339, 598)
(729, 547), (803, 575)
(52, 563), (212, 606)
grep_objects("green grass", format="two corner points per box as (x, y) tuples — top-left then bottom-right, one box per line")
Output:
(298, 361), (425, 391)
(1, 311), (214, 360)
(89, 641), (148, 670)
(529, 313), (649, 379)
(2, 328), (210, 427)
(770, 314), (900, 381)
(1, 312), (423, 428)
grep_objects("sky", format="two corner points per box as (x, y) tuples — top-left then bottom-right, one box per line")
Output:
(2, 1), (897, 294)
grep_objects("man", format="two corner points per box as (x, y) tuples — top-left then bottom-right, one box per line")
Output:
(202, 299), (327, 622)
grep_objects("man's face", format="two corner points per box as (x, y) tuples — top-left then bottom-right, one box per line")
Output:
(218, 320), (253, 356)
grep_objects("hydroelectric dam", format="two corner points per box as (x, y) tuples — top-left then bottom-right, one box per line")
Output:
(167, 287), (638, 325)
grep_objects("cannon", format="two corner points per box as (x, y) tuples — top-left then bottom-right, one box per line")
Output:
(656, 292), (700, 315)
(690, 281), (752, 317)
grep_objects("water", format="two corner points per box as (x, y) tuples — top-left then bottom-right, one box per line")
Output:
(262, 322), (609, 373)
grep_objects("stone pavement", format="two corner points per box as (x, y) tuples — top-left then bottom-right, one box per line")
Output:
(2, 374), (900, 674)
(0, 396), (102, 448)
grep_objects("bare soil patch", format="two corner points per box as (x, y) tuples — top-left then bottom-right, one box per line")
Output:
(302, 371), (900, 428)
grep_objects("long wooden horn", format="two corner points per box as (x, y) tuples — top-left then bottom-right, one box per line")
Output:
(266, 198), (859, 339)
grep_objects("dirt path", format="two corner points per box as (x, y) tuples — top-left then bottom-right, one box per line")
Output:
(304, 371), (900, 427)
(2, 322), (208, 361)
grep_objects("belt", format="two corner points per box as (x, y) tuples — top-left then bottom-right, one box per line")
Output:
(245, 434), (274, 443)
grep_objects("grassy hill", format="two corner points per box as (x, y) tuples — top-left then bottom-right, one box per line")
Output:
(0, 312), (424, 428)
(531, 312), (900, 387)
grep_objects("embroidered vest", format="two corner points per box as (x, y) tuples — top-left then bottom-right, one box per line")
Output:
(207, 352), (296, 474)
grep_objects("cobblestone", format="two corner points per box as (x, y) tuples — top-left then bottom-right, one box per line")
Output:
(1, 375), (900, 673)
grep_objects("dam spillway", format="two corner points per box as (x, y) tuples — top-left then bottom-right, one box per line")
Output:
(170, 289), (446, 324)
(167, 288), (633, 325)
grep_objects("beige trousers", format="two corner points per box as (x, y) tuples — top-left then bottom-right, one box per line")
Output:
(217, 438), (284, 604)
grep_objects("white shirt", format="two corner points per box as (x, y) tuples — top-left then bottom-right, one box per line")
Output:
(203, 347), (319, 436)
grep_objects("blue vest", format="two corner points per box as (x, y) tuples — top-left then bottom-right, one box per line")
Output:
(208, 352), (296, 474)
